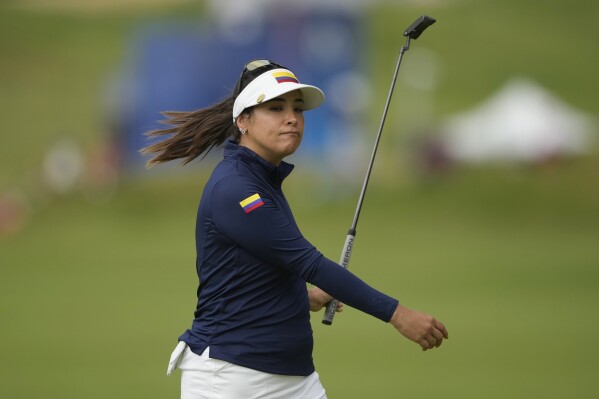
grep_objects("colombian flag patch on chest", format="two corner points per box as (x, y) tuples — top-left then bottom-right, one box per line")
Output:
(239, 193), (264, 214)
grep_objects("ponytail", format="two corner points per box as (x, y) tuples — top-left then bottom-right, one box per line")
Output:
(140, 95), (242, 167)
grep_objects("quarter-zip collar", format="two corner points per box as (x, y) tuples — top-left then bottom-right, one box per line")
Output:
(223, 140), (294, 186)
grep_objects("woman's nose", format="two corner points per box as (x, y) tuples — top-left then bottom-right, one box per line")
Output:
(286, 112), (297, 125)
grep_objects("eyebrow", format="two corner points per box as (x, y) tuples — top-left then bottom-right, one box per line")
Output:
(268, 97), (304, 104)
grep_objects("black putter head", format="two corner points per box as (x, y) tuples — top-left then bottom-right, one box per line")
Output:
(403, 15), (436, 39)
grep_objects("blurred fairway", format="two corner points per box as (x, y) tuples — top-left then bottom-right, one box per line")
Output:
(1, 1), (599, 398)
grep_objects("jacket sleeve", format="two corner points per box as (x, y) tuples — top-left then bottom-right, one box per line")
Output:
(210, 175), (398, 322)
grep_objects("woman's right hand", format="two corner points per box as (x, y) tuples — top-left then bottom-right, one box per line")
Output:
(389, 304), (448, 351)
(308, 287), (344, 313)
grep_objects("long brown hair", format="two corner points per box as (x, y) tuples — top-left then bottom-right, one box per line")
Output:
(140, 95), (241, 167)
(141, 60), (286, 167)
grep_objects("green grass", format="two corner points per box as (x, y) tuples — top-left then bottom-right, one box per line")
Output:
(2, 158), (599, 398)
(1, 1), (599, 398)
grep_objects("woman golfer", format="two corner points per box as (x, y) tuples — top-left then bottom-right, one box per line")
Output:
(143, 60), (448, 399)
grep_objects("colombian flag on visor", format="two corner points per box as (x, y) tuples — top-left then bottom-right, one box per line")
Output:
(273, 71), (299, 84)
(240, 193), (264, 213)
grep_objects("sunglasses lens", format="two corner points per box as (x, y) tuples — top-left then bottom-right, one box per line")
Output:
(245, 59), (271, 71)
(236, 60), (286, 95)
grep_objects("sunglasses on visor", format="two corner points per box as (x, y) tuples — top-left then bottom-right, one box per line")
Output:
(234, 59), (286, 95)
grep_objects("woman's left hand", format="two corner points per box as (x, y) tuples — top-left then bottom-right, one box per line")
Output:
(308, 287), (344, 312)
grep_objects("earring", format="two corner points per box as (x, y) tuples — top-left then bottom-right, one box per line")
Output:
(239, 128), (246, 135)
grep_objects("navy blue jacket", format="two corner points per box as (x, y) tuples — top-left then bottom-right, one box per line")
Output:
(179, 141), (399, 376)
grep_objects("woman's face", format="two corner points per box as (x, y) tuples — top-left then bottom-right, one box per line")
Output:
(237, 90), (305, 166)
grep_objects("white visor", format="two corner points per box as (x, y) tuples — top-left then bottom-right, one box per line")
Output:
(232, 68), (325, 122)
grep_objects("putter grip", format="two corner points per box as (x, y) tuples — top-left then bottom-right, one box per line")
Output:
(322, 232), (355, 325)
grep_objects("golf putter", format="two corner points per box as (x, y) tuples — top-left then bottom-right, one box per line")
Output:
(322, 15), (437, 325)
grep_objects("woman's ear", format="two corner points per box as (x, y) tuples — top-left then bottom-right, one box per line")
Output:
(236, 113), (249, 131)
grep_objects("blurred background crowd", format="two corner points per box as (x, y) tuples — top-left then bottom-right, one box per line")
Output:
(2, 0), (597, 236)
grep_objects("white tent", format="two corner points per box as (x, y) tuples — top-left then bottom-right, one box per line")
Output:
(441, 78), (596, 163)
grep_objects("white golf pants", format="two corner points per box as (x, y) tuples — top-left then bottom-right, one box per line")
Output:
(168, 342), (327, 399)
